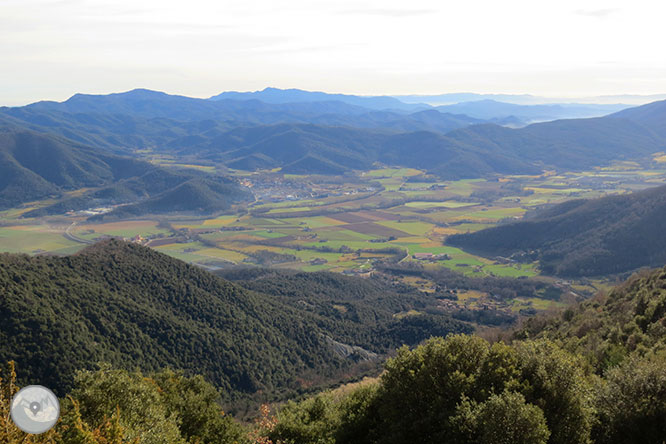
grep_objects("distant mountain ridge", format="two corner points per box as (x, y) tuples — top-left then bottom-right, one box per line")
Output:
(395, 92), (666, 106)
(210, 86), (427, 112)
(2, 90), (666, 182)
(436, 99), (627, 123)
(0, 89), (483, 151)
(447, 184), (666, 276)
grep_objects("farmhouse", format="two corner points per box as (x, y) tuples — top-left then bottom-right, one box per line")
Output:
(413, 252), (434, 260)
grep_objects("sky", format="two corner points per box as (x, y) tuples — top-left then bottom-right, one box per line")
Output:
(1, 0), (666, 106)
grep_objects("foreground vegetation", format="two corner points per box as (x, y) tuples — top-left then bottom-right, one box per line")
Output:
(3, 336), (664, 443)
(263, 265), (666, 444)
(266, 335), (665, 444)
(2, 265), (666, 443)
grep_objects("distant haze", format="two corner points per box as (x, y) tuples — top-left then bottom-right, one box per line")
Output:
(2, 0), (666, 106)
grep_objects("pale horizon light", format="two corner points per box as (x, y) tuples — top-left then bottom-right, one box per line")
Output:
(2, 0), (666, 106)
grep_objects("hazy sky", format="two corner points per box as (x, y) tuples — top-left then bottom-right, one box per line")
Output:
(2, 0), (665, 105)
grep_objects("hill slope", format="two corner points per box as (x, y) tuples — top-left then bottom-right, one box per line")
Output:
(0, 241), (470, 397)
(516, 264), (666, 372)
(445, 116), (665, 170)
(0, 130), (148, 209)
(193, 124), (540, 178)
(447, 184), (666, 276)
(0, 241), (348, 397)
(183, 106), (666, 176)
(610, 98), (666, 138)
(0, 129), (252, 215)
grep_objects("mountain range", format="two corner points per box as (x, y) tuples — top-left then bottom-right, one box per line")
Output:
(181, 99), (666, 177)
(394, 91), (666, 106)
(1, 89), (666, 209)
(211, 87), (628, 122)
(210, 87), (427, 112)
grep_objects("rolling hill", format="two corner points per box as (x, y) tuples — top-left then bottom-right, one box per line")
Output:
(445, 115), (666, 170)
(0, 130), (149, 209)
(188, 109), (666, 177)
(0, 240), (470, 398)
(447, 184), (666, 276)
(190, 123), (541, 178)
(90, 176), (252, 220)
(0, 129), (252, 215)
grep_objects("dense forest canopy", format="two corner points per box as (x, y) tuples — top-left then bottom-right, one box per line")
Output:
(3, 261), (666, 443)
(0, 240), (471, 400)
(264, 266), (666, 444)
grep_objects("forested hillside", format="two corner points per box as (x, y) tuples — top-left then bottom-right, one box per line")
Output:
(2, 253), (666, 443)
(217, 268), (474, 350)
(515, 265), (666, 373)
(260, 266), (666, 444)
(0, 130), (148, 209)
(447, 184), (666, 276)
(0, 129), (252, 215)
(4, 91), (666, 181)
(0, 240), (470, 399)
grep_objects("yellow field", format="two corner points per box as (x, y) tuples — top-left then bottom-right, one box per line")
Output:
(202, 216), (238, 226)
(195, 248), (248, 262)
(431, 227), (459, 236)
(78, 220), (160, 231)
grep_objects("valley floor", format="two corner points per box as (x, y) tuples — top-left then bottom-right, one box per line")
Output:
(2, 160), (664, 318)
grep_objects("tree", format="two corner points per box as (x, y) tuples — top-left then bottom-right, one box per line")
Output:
(270, 392), (339, 444)
(151, 369), (246, 444)
(593, 354), (666, 444)
(515, 340), (594, 444)
(452, 391), (550, 444)
(66, 365), (184, 444)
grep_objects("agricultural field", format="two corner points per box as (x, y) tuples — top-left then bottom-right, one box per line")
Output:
(1, 162), (664, 315)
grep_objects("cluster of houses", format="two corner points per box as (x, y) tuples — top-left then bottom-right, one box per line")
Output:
(412, 252), (451, 261)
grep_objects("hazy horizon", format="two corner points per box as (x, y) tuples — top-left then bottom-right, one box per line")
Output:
(3, 0), (666, 106)
(4, 86), (666, 108)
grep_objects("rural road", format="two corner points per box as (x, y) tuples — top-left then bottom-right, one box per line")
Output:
(63, 222), (93, 244)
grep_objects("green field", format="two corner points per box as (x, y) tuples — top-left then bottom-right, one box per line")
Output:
(405, 201), (479, 209)
(0, 226), (83, 254)
(1, 162), (663, 296)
